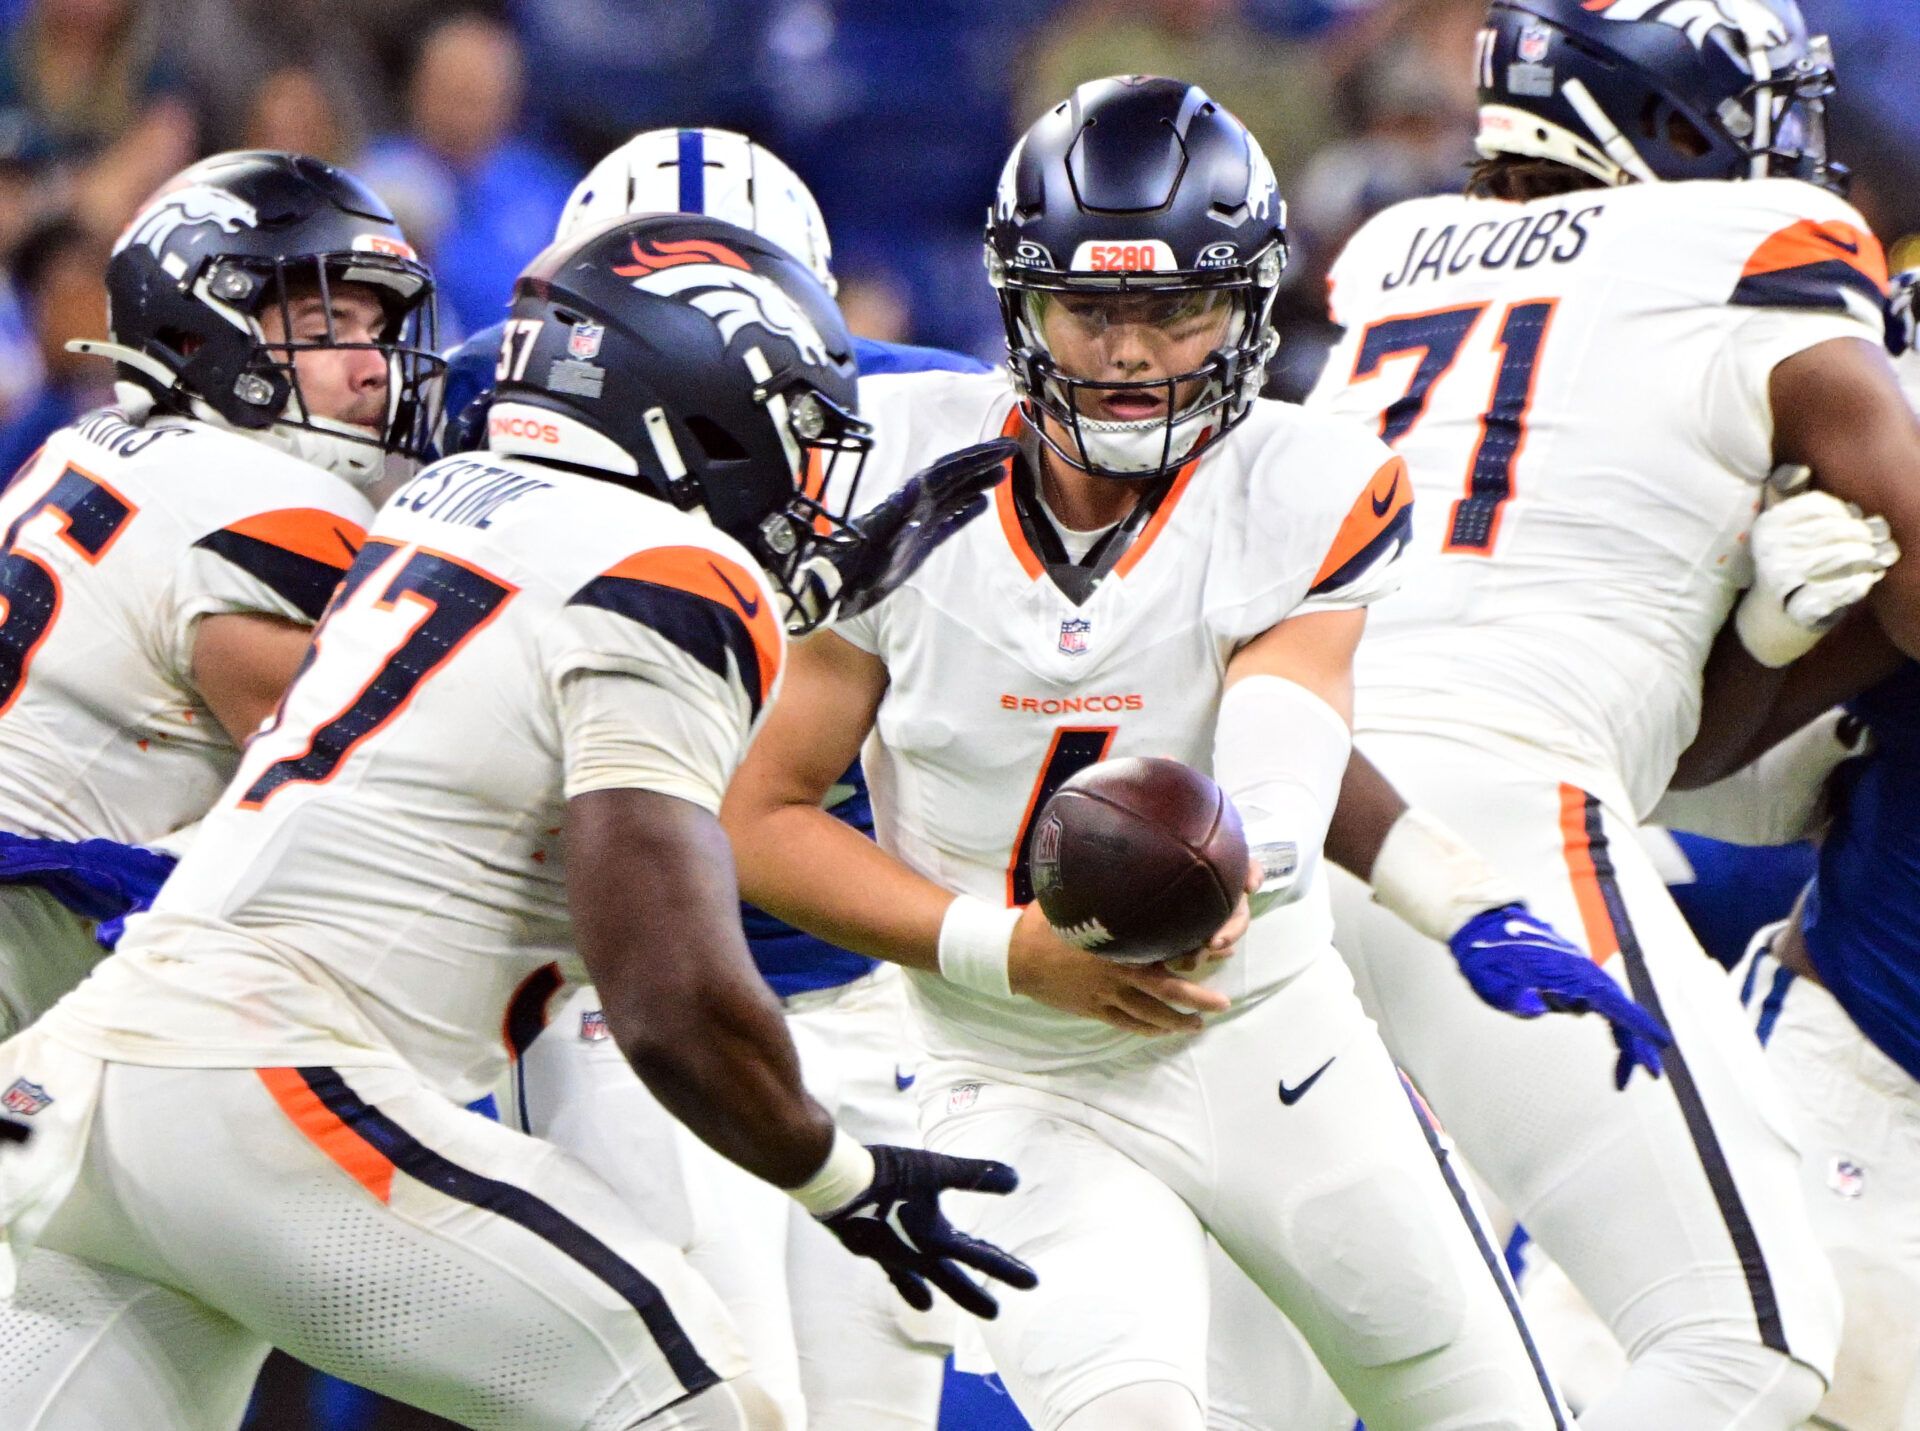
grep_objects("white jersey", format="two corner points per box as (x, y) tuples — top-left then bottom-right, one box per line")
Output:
(45, 452), (783, 1103)
(838, 370), (1409, 1070)
(1310, 178), (1886, 816)
(0, 410), (372, 844)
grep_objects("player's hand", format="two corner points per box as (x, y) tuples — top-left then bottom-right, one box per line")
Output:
(1448, 903), (1671, 1090)
(788, 438), (1017, 632)
(1163, 855), (1260, 975)
(1736, 483), (1899, 667)
(1009, 901), (1230, 1035)
(817, 1144), (1038, 1319)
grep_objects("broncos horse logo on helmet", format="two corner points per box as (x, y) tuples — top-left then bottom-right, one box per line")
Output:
(115, 184), (260, 259)
(612, 238), (835, 369)
(1581, 0), (1791, 50)
(1476, 0), (1843, 191)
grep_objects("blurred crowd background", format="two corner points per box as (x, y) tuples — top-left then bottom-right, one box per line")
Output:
(0, 0), (1915, 1424)
(3, 0), (1919, 484)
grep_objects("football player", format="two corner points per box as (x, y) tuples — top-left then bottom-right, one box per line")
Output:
(723, 77), (1669, 1431)
(0, 213), (1028, 1430)
(1645, 270), (1920, 1431)
(0, 149), (441, 1039)
(1308, 3), (1918, 1426)
(460, 127), (1000, 1430)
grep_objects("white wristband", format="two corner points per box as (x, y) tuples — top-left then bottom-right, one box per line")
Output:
(1369, 807), (1523, 942)
(789, 1127), (876, 1217)
(937, 894), (1021, 999)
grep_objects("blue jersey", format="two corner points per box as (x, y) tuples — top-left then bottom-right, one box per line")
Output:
(436, 328), (992, 996)
(1802, 662), (1920, 1082)
(1664, 831), (1815, 972)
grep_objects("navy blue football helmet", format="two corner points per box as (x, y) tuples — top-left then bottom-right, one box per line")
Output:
(985, 76), (1288, 480)
(1476, 0), (1843, 191)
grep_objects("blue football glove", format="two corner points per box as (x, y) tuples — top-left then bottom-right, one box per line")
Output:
(788, 438), (1015, 633)
(819, 1143), (1038, 1320)
(1449, 904), (1671, 1090)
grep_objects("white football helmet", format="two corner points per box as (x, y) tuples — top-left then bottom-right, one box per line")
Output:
(555, 128), (837, 295)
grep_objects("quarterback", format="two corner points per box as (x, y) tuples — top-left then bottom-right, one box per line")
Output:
(721, 77), (1668, 1431)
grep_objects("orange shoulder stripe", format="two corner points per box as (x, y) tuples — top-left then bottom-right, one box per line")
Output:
(257, 1067), (394, 1202)
(990, 408), (1043, 579)
(1741, 218), (1888, 291)
(599, 545), (782, 702)
(1312, 456), (1411, 590)
(223, 508), (366, 569)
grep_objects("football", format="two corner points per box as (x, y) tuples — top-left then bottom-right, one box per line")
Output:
(1030, 757), (1249, 964)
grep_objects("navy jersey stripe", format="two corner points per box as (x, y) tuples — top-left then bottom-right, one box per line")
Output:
(296, 1066), (719, 1395)
(1307, 503), (1412, 598)
(567, 574), (767, 720)
(1730, 260), (1884, 314)
(1578, 793), (1791, 1354)
(1402, 1076), (1569, 1428)
(194, 528), (348, 621)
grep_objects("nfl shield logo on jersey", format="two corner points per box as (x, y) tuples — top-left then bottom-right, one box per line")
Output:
(2, 1077), (52, 1116)
(1827, 1155), (1865, 1199)
(1058, 617), (1091, 656)
(567, 322), (605, 360)
(579, 1009), (610, 1042)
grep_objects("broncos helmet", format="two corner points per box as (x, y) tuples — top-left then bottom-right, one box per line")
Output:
(555, 127), (836, 294)
(986, 75), (1287, 481)
(1475, 0), (1844, 191)
(485, 213), (870, 626)
(83, 150), (441, 487)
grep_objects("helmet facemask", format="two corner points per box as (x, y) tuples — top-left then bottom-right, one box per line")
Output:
(742, 375), (874, 631)
(992, 244), (1283, 481)
(208, 251), (444, 487)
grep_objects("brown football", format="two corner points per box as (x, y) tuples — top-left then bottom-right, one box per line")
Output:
(1030, 756), (1249, 964)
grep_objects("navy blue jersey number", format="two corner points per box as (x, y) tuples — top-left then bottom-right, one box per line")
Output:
(0, 464), (137, 716)
(1007, 727), (1116, 907)
(1352, 298), (1557, 556)
(241, 542), (517, 806)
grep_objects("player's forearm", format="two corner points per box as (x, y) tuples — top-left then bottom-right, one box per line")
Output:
(566, 788), (834, 1188)
(1670, 615), (1790, 789)
(726, 800), (951, 973)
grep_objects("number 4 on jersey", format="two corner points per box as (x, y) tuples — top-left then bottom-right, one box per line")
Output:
(1352, 298), (1556, 554)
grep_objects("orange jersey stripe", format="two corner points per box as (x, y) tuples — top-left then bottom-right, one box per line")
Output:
(1741, 218), (1888, 291)
(1313, 456), (1411, 590)
(599, 546), (782, 703)
(257, 1066), (395, 1202)
(1557, 784), (1619, 965)
(1111, 444), (1204, 579)
(990, 408), (1044, 580)
(222, 508), (367, 569)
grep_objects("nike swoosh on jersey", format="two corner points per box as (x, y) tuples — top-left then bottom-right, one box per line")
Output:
(333, 525), (360, 558)
(894, 1066), (916, 1091)
(709, 561), (762, 619)
(1370, 474), (1401, 517)
(1278, 1056), (1336, 1106)
(1813, 230), (1862, 255)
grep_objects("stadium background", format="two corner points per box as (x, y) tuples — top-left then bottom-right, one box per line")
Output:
(0, 0), (1913, 1425)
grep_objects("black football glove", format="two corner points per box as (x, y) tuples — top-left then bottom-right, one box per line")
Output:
(787, 438), (1016, 633)
(818, 1143), (1038, 1320)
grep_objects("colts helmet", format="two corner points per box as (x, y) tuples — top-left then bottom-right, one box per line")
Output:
(485, 213), (870, 627)
(1475, 0), (1844, 190)
(986, 75), (1288, 480)
(87, 150), (441, 487)
(555, 127), (836, 294)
